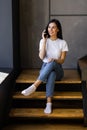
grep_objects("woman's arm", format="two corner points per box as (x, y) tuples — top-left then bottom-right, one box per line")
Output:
(39, 39), (46, 60)
(39, 30), (47, 60)
(54, 51), (67, 64)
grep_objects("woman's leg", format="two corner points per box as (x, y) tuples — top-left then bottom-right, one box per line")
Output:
(37, 61), (56, 81)
(21, 62), (55, 96)
(44, 63), (64, 114)
(46, 71), (56, 97)
(44, 71), (56, 114)
(54, 62), (64, 81)
(21, 62), (63, 96)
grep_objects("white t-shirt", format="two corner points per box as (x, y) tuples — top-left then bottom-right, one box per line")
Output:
(39, 38), (69, 63)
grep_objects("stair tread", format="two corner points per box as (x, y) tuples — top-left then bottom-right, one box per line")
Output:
(13, 91), (82, 100)
(9, 108), (83, 119)
(16, 69), (81, 84)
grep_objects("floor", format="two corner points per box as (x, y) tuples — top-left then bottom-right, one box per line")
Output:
(2, 119), (87, 130)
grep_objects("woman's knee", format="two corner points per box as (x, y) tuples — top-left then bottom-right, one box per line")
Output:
(56, 70), (64, 80)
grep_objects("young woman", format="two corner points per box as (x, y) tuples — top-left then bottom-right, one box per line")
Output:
(21, 19), (69, 114)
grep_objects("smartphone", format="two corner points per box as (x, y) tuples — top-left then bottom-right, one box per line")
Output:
(44, 30), (48, 38)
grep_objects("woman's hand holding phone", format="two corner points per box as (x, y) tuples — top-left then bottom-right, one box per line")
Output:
(42, 30), (48, 39)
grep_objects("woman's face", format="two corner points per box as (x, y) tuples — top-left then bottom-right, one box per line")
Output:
(48, 22), (59, 37)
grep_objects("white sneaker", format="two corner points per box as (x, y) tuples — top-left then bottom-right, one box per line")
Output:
(21, 84), (36, 96)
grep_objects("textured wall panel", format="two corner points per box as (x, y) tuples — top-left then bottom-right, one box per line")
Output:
(20, 0), (49, 68)
(51, 0), (87, 15)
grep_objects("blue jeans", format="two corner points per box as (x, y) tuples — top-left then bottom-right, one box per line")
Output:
(37, 61), (64, 97)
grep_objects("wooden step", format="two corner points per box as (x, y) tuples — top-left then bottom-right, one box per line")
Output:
(9, 108), (83, 119)
(13, 91), (82, 100)
(16, 69), (81, 84)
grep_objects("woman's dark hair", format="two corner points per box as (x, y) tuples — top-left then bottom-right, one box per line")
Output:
(45, 19), (63, 39)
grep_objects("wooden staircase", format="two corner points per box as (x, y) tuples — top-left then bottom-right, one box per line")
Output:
(9, 69), (84, 121)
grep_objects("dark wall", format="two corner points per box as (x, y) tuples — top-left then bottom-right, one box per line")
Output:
(20, 0), (87, 69)
(20, 0), (49, 69)
(50, 0), (87, 68)
(12, 0), (20, 71)
(0, 0), (87, 69)
(0, 0), (13, 68)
